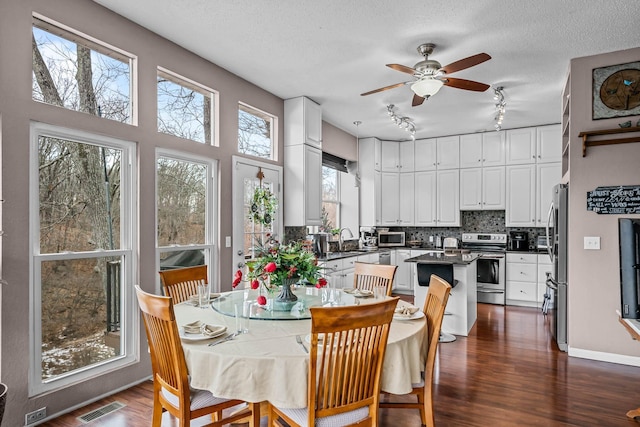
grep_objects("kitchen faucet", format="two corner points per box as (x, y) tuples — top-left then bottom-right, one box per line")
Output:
(338, 227), (354, 252)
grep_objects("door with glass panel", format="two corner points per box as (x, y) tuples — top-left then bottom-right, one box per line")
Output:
(232, 156), (282, 273)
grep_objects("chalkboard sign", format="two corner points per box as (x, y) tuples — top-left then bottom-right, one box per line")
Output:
(587, 185), (640, 214)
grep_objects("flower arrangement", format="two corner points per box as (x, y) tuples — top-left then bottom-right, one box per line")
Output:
(233, 237), (327, 306)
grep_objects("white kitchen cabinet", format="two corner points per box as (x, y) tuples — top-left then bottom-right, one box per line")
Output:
(284, 144), (322, 226)
(459, 132), (505, 168)
(436, 169), (460, 226)
(436, 135), (460, 169)
(460, 166), (505, 210)
(536, 124), (562, 163)
(505, 164), (536, 227)
(381, 140), (414, 172)
(284, 96), (322, 148)
(414, 171), (437, 226)
(393, 249), (413, 293)
(535, 162), (561, 227)
(506, 253), (538, 306)
(380, 171), (414, 226)
(358, 138), (381, 226)
(414, 138), (437, 171)
(506, 127), (536, 164)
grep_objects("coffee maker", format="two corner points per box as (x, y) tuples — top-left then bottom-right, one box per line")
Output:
(360, 226), (377, 250)
(509, 231), (529, 251)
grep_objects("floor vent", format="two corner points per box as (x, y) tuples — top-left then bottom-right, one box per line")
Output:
(77, 401), (125, 424)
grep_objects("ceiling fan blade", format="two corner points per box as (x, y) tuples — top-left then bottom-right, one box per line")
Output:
(360, 82), (407, 96)
(412, 94), (425, 107)
(439, 53), (491, 75)
(386, 63), (417, 75)
(443, 77), (490, 92)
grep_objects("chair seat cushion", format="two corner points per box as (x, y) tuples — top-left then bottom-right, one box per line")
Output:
(161, 387), (231, 410)
(275, 405), (370, 427)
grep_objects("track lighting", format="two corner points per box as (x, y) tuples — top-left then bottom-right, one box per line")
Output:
(493, 86), (506, 131)
(386, 105), (416, 140)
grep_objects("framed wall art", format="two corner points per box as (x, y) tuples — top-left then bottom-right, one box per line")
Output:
(592, 61), (640, 120)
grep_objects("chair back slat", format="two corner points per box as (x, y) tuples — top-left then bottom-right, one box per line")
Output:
(158, 265), (208, 304)
(353, 262), (398, 296)
(309, 298), (398, 425)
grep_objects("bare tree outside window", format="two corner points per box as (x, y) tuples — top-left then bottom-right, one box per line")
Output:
(157, 70), (214, 144)
(238, 103), (274, 159)
(322, 166), (339, 232)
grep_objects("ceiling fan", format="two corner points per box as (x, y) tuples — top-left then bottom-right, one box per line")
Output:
(361, 43), (492, 106)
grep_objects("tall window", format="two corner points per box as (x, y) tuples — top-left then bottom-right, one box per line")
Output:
(156, 152), (216, 284)
(238, 103), (276, 159)
(32, 16), (133, 124)
(30, 122), (136, 395)
(157, 68), (217, 145)
(321, 166), (339, 233)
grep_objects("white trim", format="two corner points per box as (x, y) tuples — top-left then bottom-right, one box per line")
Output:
(29, 122), (138, 397)
(238, 102), (278, 161)
(568, 346), (640, 367)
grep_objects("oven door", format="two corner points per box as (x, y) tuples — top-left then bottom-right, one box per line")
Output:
(476, 254), (505, 305)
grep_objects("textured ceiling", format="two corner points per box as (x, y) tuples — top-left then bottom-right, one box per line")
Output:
(93, 0), (637, 140)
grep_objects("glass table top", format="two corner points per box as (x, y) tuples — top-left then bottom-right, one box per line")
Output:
(210, 287), (359, 320)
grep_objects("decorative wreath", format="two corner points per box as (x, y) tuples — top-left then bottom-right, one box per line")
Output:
(250, 186), (278, 225)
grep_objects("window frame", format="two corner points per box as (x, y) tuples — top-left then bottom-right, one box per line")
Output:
(155, 149), (218, 292)
(32, 13), (137, 125)
(237, 102), (278, 160)
(29, 121), (138, 396)
(322, 165), (341, 231)
(157, 67), (219, 146)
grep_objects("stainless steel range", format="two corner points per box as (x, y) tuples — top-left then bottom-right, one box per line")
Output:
(461, 233), (507, 305)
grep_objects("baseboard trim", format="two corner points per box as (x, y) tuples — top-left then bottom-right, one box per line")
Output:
(569, 347), (640, 367)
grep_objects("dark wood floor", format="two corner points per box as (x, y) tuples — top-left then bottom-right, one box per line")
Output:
(45, 303), (640, 426)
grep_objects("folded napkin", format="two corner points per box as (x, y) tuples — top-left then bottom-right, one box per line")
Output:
(182, 320), (203, 334)
(343, 288), (373, 297)
(189, 293), (221, 304)
(395, 305), (420, 318)
(201, 324), (226, 337)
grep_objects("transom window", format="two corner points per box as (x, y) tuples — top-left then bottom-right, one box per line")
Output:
(30, 122), (137, 395)
(32, 15), (133, 124)
(238, 103), (276, 160)
(157, 68), (217, 145)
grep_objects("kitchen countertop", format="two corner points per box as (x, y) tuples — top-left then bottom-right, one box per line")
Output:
(405, 252), (480, 265)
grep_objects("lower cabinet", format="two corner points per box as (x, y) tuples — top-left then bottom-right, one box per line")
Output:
(392, 249), (413, 293)
(506, 252), (551, 308)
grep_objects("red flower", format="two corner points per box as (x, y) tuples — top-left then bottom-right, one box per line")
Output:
(287, 266), (297, 278)
(257, 295), (267, 306)
(232, 270), (243, 288)
(316, 277), (327, 289)
(264, 262), (277, 273)
(251, 279), (260, 290)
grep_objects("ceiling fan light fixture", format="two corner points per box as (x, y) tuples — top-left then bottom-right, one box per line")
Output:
(411, 78), (444, 97)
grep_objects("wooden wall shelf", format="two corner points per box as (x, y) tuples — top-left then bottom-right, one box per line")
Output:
(579, 126), (640, 157)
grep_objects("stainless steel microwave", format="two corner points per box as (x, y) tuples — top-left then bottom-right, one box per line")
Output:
(377, 231), (406, 247)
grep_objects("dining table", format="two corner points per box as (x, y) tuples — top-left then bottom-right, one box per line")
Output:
(174, 286), (427, 410)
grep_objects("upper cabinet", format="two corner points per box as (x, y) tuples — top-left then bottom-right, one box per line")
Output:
(506, 125), (562, 165)
(536, 124), (562, 163)
(436, 135), (460, 169)
(414, 138), (437, 171)
(460, 132), (505, 168)
(284, 96), (322, 148)
(380, 140), (414, 172)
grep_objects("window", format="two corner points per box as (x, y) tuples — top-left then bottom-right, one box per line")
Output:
(32, 15), (133, 124)
(321, 166), (339, 233)
(157, 68), (217, 145)
(238, 103), (276, 159)
(156, 151), (216, 284)
(30, 122), (137, 395)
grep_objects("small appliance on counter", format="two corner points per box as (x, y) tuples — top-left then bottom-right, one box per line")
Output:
(536, 235), (549, 251)
(508, 231), (529, 251)
(377, 230), (406, 247)
(309, 233), (329, 257)
(359, 226), (378, 250)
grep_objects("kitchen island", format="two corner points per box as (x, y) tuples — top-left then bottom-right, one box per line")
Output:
(406, 252), (479, 336)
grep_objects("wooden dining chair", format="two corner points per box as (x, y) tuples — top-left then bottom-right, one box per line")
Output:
(268, 297), (399, 427)
(134, 286), (259, 427)
(379, 274), (452, 427)
(353, 262), (398, 296)
(158, 265), (208, 304)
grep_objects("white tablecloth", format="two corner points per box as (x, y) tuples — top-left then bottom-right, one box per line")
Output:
(175, 292), (426, 409)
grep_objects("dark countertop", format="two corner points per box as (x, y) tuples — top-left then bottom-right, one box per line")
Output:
(405, 252), (480, 265)
(318, 249), (381, 261)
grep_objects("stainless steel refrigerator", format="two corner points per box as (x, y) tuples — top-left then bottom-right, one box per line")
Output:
(545, 183), (568, 352)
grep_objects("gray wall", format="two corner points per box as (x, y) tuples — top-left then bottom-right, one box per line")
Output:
(566, 47), (640, 359)
(0, 0), (288, 423)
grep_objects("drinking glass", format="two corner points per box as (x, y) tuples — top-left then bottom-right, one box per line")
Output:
(374, 285), (386, 300)
(197, 284), (208, 308)
(235, 303), (249, 334)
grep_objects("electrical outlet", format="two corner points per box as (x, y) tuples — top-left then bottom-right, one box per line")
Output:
(584, 236), (601, 250)
(26, 407), (47, 424)
(225, 236), (231, 247)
